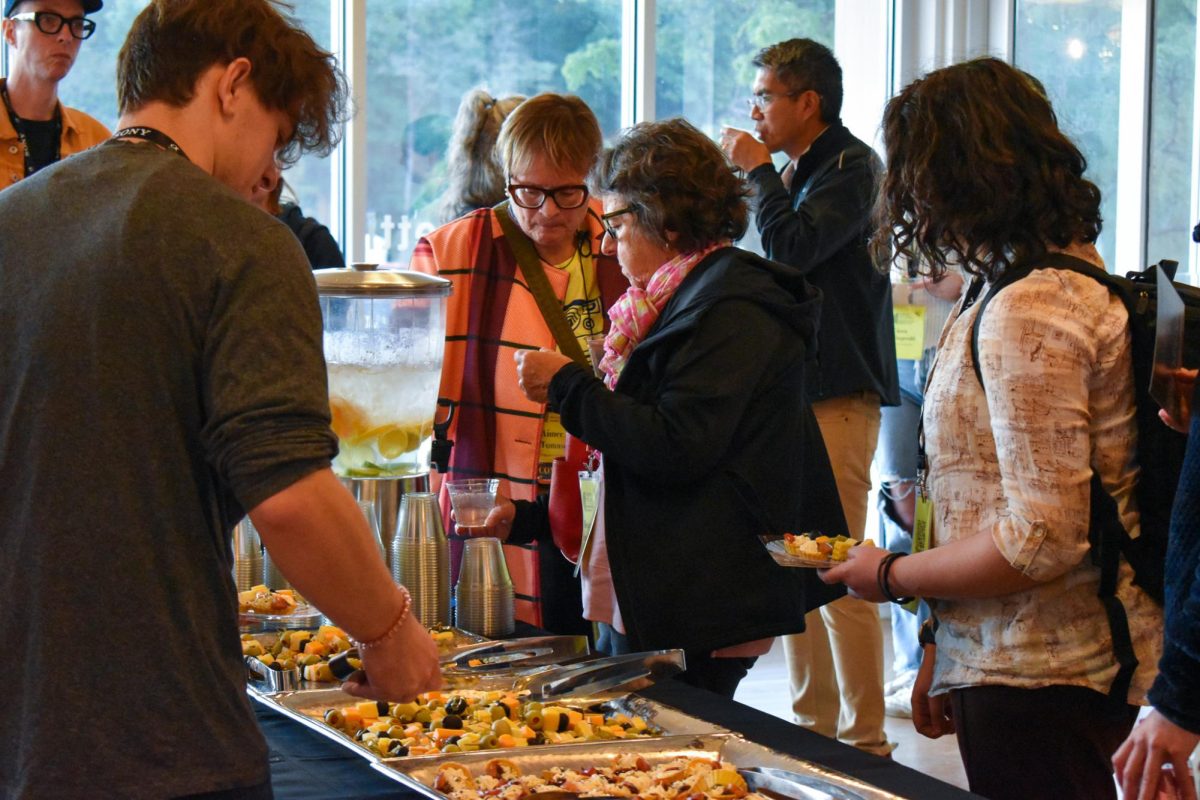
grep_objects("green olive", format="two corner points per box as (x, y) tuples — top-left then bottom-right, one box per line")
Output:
(415, 708), (433, 725)
(491, 718), (511, 736)
(386, 725), (406, 739)
(478, 733), (498, 749)
(324, 709), (344, 727)
(442, 743), (462, 753)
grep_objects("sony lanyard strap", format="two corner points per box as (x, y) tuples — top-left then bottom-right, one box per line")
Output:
(1, 84), (63, 178)
(111, 126), (190, 162)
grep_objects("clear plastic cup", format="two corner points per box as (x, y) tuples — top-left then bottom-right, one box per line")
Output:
(446, 478), (499, 530)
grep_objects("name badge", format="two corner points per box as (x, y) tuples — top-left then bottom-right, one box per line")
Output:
(900, 488), (935, 614)
(894, 304), (926, 361)
(575, 454), (601, 577)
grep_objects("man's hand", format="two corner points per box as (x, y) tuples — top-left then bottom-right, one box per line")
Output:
(341, 600), (443, 702)
(915, 272), (965, 302)
(911, 644), (954, 738)
(514, 348), (572, 403)
(1159, 368), (1198, 432)
(720, 127), (772, 173)
(1113, 710), (1200, 800)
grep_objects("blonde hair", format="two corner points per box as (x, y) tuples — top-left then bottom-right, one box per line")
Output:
(439, 89), (525, 223)
(496, 93), (602, 179)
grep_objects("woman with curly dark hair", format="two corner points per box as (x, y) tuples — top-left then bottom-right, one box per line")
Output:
(823, 58), (1162, 800)
(466, 118), (845, 697)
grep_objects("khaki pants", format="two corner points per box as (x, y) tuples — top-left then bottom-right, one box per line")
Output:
(784, 391), (889, 755)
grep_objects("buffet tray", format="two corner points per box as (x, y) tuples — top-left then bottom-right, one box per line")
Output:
(373, 732), (905, 800)
(250, 687), (726, 765)
(245, 625), (490, 694)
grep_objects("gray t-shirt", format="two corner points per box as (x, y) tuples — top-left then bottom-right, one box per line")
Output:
(0, 142), (337, 798)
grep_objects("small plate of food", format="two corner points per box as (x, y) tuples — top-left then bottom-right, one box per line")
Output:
(238, 584), (322, 627)
(763, 533), (869, 568)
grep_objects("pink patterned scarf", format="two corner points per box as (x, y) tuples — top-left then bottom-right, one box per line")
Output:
(599, 241), (730, 388)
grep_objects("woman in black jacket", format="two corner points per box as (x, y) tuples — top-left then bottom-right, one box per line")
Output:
(475, 118), (845, 697)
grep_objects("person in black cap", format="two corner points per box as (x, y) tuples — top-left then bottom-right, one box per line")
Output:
(1, 0), (107, 190)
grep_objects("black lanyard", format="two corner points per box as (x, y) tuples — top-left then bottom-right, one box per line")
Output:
(111, 126), (190, 163)
(1, 83), (62, 178)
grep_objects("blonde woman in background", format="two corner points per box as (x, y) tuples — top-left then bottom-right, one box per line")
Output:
(438, 88), (525, 223)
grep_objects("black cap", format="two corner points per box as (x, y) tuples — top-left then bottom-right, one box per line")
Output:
(4, 0), (102, 17)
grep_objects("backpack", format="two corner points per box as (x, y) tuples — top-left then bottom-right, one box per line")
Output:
(967, 252), (1200, 703)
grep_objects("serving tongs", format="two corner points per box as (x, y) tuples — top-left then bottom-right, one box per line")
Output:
(327, 635), (591, 681)
(514, 649), (686, 700)
(440, 635), (590, 672)
(245, 653), (303, 693)
(739, 766), (872, 800)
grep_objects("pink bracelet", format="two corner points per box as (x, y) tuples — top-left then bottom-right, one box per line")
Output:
(354, 585), (413, 650)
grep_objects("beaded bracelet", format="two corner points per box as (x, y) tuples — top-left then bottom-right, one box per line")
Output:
(354, 585), (413, 651)
(877, 551), (915, 605)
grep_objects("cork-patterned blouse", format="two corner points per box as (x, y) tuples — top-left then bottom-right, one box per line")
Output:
(923, 244), (1162, 702)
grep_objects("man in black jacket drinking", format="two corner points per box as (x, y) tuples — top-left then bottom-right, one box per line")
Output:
(722, 37), (898, 756)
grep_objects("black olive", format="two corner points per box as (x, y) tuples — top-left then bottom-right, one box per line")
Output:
(388, 741), (409, 756)
(444, 696), (468, 715)
(376, 700), (389, 716)
(442, 714), (464, 729)
(355, 729), (371, 741)
(445, 735), (460, 746)
(532, 733), (546, 745)
(267, 661), (283, 671)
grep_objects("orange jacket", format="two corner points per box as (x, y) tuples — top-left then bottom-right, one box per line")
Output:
(410, 204), (627, 626)
(1, 79), (110, 191)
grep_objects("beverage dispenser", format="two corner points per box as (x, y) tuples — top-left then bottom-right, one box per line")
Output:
(314, 265), (452, 578)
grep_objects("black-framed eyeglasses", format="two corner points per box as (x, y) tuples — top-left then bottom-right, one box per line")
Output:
(600, 206), (637, 239)
(9, 11), (96, 40)
(745, 89), (804, 112)
(507, 183), (589, 210)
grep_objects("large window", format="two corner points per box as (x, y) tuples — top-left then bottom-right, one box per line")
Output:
(54, 0), (147, 129)
(1147, 0), (1197, 273)
(1014, 0), (1122, 265)
(654, 0), (834, 139)
(362, 0), (621, 266)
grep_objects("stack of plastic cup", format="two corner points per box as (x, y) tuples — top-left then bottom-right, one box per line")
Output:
(454, 537), (515, 638)
(391, 492), (450, 627)
(232, 518), (263, 592)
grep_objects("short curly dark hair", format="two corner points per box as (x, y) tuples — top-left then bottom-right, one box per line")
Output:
(117, 0), (349, 166)
(590, 118), (749, 252)
(872, 58), (1101, 282)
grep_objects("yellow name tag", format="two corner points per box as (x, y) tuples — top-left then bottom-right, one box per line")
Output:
(893, 304), (926, 361)
(900, 493), (935, 614)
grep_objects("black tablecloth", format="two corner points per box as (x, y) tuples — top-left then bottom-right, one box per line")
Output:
(255, 677), (983, 800)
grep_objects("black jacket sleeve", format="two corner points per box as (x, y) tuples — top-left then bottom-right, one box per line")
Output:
(548, 299), (793, 486)
(506, 494), (551, 547)
(749, 148), (877, 275)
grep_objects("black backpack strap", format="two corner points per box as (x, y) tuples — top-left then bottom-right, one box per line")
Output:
(968, 251), (1139, 707)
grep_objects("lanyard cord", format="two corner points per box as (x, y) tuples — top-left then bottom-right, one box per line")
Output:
(1, 84), (63, 178)
(111, 126), (190, 163)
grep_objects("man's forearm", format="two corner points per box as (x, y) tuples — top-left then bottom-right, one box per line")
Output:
(249, 467), (404, 642)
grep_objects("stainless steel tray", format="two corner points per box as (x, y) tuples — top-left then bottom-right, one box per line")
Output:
(373, 732), (905, 800)
(251, 687), (726, 764)
(244, 625), (491, 695)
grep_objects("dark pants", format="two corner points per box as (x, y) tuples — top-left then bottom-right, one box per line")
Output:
(596, 623), (757, 699)
(950, 684), (1138, 800)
